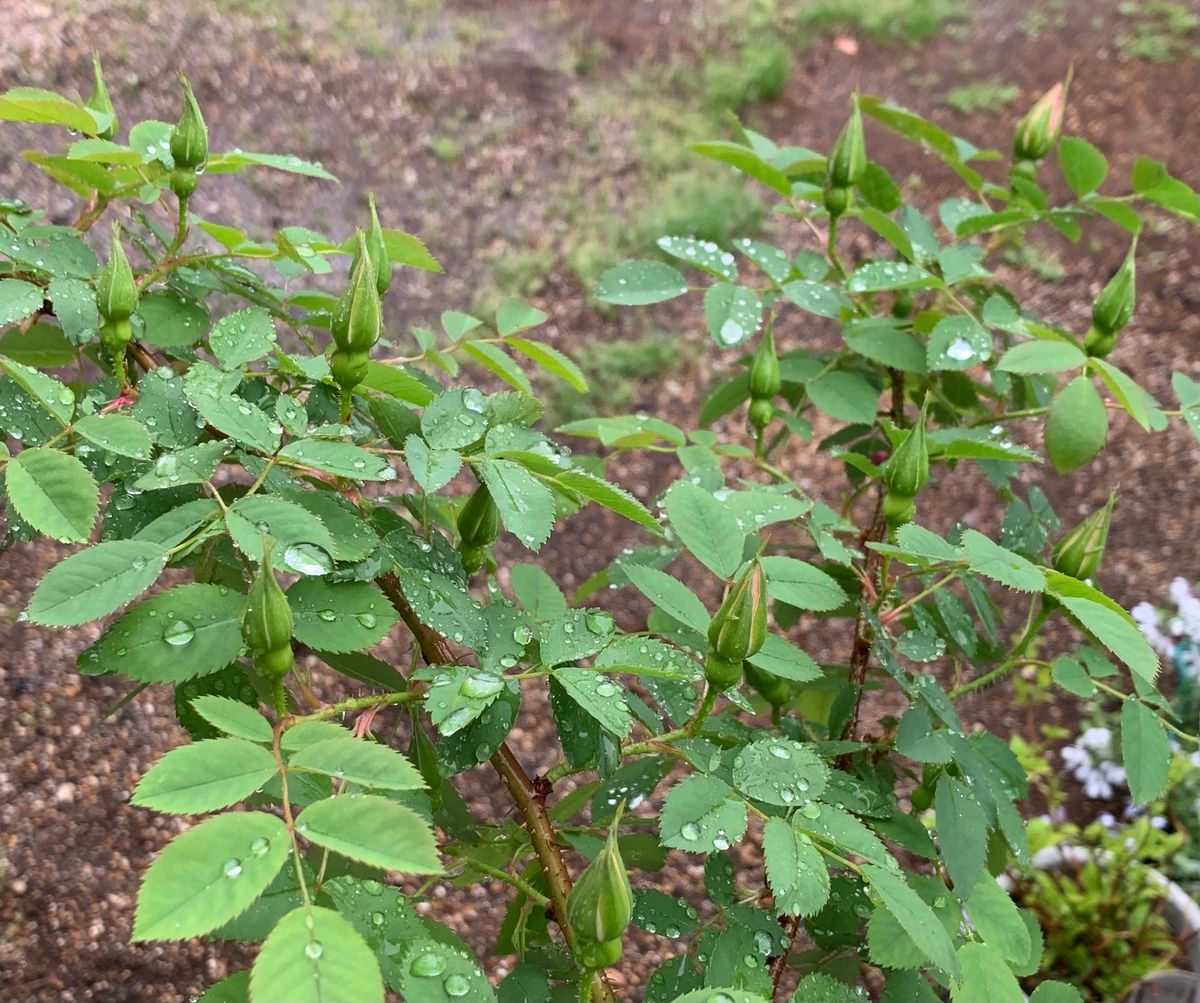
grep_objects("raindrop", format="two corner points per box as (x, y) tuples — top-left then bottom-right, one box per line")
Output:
(409, 952), (446, 978)
(305, 940), (323, 960)
(162, 621), (195, 646)
(223, 858), (243, 878)
(443, 974), (471, 997)
(680, 822), (700, 841)
(249, 837), (270, 857)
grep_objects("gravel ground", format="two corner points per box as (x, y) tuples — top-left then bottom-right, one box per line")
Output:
(1, 0), (1199, 999)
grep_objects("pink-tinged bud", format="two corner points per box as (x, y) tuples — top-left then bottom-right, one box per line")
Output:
(1013, 81), (1067, 162)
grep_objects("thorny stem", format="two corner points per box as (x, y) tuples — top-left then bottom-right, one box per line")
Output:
(686, 684), (718, 737)
(272, 722), (313, 909)
(375, 573), (616, 1003)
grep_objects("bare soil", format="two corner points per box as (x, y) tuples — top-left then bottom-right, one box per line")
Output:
(1, 0), (1199, 999)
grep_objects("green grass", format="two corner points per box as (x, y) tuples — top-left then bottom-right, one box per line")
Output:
(790, 0), (970, 42)
(941, 76), (1019, 116)
(543, 330), (693, 426)
(1117, 0), (1200, 61)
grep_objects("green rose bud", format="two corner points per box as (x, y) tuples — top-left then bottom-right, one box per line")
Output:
(170, 168), (198, 200)
(568, 809), (633, 953)
(885, 396), (930, 499)
(1053, 491), (1116, 582)
(242, 540), (295, 681)
(578, 938), (622, 972)
(366, 193), (391, 295)
(748, 327), (781, 401)
(96, 222), (138, 323)
(704, 652), (744, 690)
(748, 397), (774, 433)
(1012, 80), (1067, 163)
(1091, 242), (1137, 339)
(85, 56), (118, 141)
(100, 318), (133, 357)
(458, 483), (500, 551)
(708, 559), (768, 664)
(823, 184), (850, 220)
(1082, 325), (1118, 358)
(330, 349), (369, 392)
(882, 490), (917, 528)
(744, 662), (789, 707)
(170, 75), (208, 172)
(333, 233), (382, 354)
(828, 100), (866, 189)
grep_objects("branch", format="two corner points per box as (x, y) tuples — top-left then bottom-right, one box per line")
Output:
(376, 573), (615, 1003)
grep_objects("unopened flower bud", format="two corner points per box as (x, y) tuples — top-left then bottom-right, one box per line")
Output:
(170, 75), (208, 172)
(568, 811), (633, 954)
(366, 193), (391, 295)
(242, 540), (294, 681)
(333, 233), (381, 354)
(1090, 242), (1136, 340)
(885, 396), (930, 499)
(1053, 491), (1116, 582)
(1013, 80), (1067, 163)
(748, 327), (781, 401)
(85, 56), (118, 141)
(458, 484), (500, 551)
(744, 662), (789, 707)
(96, 222), (138, 322)
(828, 100), (866, 189)
(708, 560), (768, 664)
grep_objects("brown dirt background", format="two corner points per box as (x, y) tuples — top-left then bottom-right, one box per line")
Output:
(1, 0), (1199, 999)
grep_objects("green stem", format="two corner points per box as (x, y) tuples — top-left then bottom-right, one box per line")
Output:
(450, 855), (551, 909)
(951, 603), (1051, 697)
(272, 679), (287, 718)
(686, 685), (718, 737)
(290, 689), (419, 724)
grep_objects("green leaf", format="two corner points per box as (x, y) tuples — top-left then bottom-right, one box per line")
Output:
(632, 887), (700, 938)
(844, 318), (927, 373)
(137, 289), (209, 348)
(734, 738), (829, 805)
(1045, 376), (1107, 473)
(197, 971), (251, 1003)
(0, 317), (78, 363)
(225, 494), (337, 570)
(394, 939), (495, 1003)
(1053, 593), (1159, 682)
(278, 439), (396, 482)
(184, 363), (280, 453)
(505, 337), (588, 392)
(209, 307), (277, 370)
(656, 235), (738, 281)
(1121, 700), (1171, 804)
(211, 149), (337, 180)
(735, 238), (792, 283)
(404, 434), (461, 493)
(460, 340), (532, 393)
(420, 388), (489, 450)
(289, 738), (425, 791)
(927, 316), (992, 371)
(997, 340), (1086, 374)
(0, 355), (74, 424)
(509, 563), (567, 620)
(132, 738), (278, 814)
(1173, 370), (1200, 443)
(495, 298), (548, 336)
(0, 86), (101, 132)
(74, 413), (153, 459)
(0, 278), (44, 325)
(704, 282), (761, 348)
(133, 441), (230, 490)
(862, 863), (960, 979)
(478, 458), (556, 551)
(1091, 357), (1158, 432)
(958, 530), (1046, 592)
(624, 564), (711, 633)
(664, 481), (744, 579)
(763, 817), (830, 918)
(965, 876), (1032, 965)
(192, 696), (273, 743)
(288, 579), (397, 653)
(282, 491), (377, 563)
(747, 633), (822, 682)
(781, 279), (845, 320)
(806, 370), (880, 425)
(132, 811), (289, 941)
(761, 556), (847, 611)
(85, 582), (247, 682)
(689, 140), (793, 195)
(846, 260), (940, 293)
(935, 776), (986, 896)
(294, 795), (442, 874)
(550, 468), (659, 532)
(595, 259), (688, 305)
(552, 667), (632, 738)
(1058, 137), (1108, 197)
(250, 906), (384, 1003)
(5, 446), (97, 541)
(27, 540), (166, 626)
(951, 943), (1021, 1003)
(1029, 982), (1084, 1003)
(360, 361), (436, 406)
(659, 774), (748, 854)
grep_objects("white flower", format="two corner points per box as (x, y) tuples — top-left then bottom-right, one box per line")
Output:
(1080, 727), (1112, 752)
(1061, 745), (1090, 770)
(1083, 772), (1114, 799)
(1097, 812), (1117, 829)
(1152, 815), (1168, 829)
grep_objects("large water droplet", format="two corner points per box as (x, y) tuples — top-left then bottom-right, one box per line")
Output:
(680, 822), (700, 841)
(409, 952), (446, 978)
(305, 940), (323, 960)
(443, 974), (471, 997)
(223, 858), (243, 878)
(282, 543), (333, 576)
(163, 620), (194, 646)
(249, 837), (270, 857)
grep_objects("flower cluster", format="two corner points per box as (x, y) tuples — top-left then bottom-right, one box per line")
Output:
(1060, 727), (1127, 799)
(1133, 577), (1200, 671)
